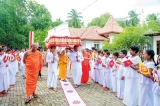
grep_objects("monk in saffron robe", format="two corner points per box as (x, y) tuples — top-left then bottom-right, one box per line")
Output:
(81, 48), (91, 83)
(23, 43), (42, 103)
(58, 50), (69, 82)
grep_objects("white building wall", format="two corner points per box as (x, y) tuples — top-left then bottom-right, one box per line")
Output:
(153, 36), (160, 61)
(46, 22), (70, 41)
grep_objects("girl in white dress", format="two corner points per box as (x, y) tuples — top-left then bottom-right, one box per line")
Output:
(152, 55), (160, 106)
(138, 50), (155, 106)
(116, 50), (127, 100)
(123, 45), (141, 106)
(103, 51), (112, 90)
(111, 52), (119, 96)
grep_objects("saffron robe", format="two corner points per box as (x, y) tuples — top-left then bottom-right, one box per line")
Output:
(81, 52), (90, 83)
(25, 50), (42, 96)
(58, 55), (69, 79)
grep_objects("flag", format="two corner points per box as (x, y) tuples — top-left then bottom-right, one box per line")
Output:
(116, 60), (123, 65)
(7, 56), (10, 61)
(123, 60), (133, 67)
(153, 67), (159, 81)
(97, 58), (102, 64)
(139, 62), (150, 75)
(3, 55), (6, 62)
(109, 60), (114, 68)
(16, 55), (21, 62)
(11, 50), (15, 56)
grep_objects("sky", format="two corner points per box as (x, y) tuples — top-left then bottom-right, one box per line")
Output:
(35, 0), (160, 25)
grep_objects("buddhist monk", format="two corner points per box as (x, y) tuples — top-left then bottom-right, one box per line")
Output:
(81, 48), (91, 84)
(58, 50), (69, 82)
(23, 43), (43, 104)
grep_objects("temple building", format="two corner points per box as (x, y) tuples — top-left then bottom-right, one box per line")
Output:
(46, 16), (123, 50)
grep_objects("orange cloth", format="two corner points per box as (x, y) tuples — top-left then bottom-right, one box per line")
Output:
(58, 55), (69, 79)
(25, 50), (42, 96)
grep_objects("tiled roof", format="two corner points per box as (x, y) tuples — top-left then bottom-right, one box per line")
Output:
(98, 15), (123, 35)
(69, 26), (108, 41)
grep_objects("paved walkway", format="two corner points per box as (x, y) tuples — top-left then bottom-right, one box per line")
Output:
(0, 67), (124, 106)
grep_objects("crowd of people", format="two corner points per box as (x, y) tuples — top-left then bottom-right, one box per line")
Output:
(0, 44), (160, 106)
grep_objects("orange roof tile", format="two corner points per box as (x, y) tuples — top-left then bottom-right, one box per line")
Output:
(98, 15), (123, 35)
(80, 26), (108, 41)
(69, 26), (109, 41)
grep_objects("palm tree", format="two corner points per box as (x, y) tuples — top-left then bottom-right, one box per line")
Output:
(67, 9), (83, 28)
(128, 10), (140, 26)
(146, 13), (159, 21)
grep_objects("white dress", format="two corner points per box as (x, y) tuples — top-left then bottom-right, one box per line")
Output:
(116, 57), (127, 99)
(123, 55), (141, 106)
(46, 52), (59, 88)
(8, 54), (16, 85)
(110, 59), (118, 93)
(139, 61), (154, 106)
(152, 65), (160, 106)
(0, 54), (9, 92)
(97, 56), (103, 85)
(103, 57), (112, 89)
(70, 51), (84, 85)
(19, 52), (25, 76)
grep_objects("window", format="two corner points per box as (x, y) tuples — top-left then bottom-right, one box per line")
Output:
(94, 44), (99, 49)
(157, 41), (160, 55)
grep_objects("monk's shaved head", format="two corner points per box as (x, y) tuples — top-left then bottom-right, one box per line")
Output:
(31, 43), (38, 52)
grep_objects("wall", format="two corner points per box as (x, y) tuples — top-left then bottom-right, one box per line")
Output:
(46, 22), (70, 41)
(153, 36), (160, 61)
(80, 40), (103, 50)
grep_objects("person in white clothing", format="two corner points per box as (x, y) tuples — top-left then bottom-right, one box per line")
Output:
(19, 49), (26, 78)
(153, 55), (160, 106)
(46, 46), (59, 92)
(0, 48), (9, 97)
(70, 45), (84, 88)
(138, 50), (155, 106)
(123, 45), (141, 106)
(65, 47), (71, 78)
(103, 51), (112, 91)
(111, 52), (119, 96)
(116, 50), (127, 100)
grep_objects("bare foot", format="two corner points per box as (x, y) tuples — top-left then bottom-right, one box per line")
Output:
(86, 82), (90, 85)
(53, 88), (57, 92)
(118, 98), (123, 100)
(0, 93), (4, 97)
(2, 91), (8, 94)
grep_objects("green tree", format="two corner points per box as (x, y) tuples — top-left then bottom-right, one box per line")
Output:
(67, 9), (83, 28)
(127, 10), (140, 26)
(88, 13), (110, 28)
(146, 13), (159, 21)
(0, 0), (53, 49)
(51, 18), (63, 28)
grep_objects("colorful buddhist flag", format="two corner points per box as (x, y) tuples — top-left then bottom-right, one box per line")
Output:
(139, 62), (150, 75)
(109, 60), (114, 68)
(153, 67), (159, 81)
(7, 56), (10, 61)
(116, 60), (122, 65)
(123, 60), (133, 67)
(16, 55), (21, 62)
(97, 58), (102, 64)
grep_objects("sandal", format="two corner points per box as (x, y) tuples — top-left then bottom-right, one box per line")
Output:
(62, 80), (67, 82)
(32, 94), (38, 98)
(25, 97), (31, 104)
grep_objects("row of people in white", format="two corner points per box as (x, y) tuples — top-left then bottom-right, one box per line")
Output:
(90, 48), (160, 106)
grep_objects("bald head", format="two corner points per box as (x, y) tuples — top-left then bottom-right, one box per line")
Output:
(31, 43), (38, 52)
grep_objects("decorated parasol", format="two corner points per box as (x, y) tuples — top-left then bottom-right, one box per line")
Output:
(45, 36), (82, 48)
